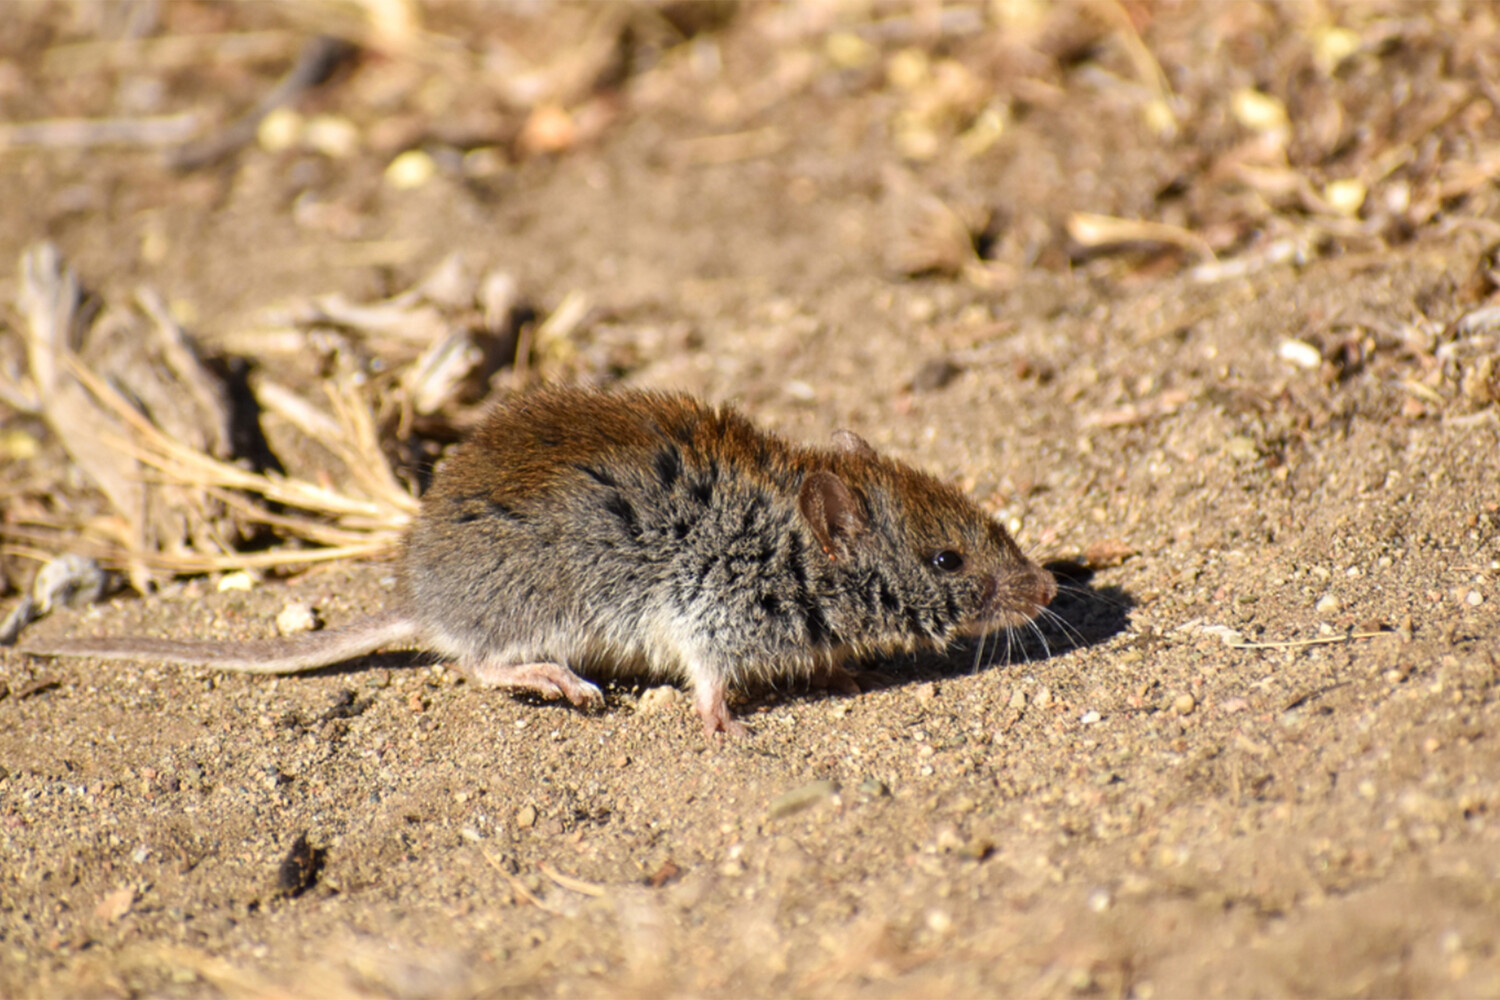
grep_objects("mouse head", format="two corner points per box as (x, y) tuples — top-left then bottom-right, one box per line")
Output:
(798, 430), (1056, 649)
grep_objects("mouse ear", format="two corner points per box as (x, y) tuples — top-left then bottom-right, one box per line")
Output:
(831, 429), (877, 458)
(798, 470), (868, 559)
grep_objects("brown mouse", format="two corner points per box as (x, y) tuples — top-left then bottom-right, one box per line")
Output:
(22, 386), (1056, 735)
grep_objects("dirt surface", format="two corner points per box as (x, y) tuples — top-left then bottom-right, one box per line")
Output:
(3, 3), (1500, 997)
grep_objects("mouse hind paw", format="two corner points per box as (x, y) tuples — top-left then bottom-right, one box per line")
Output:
(463, 660), (605, 710)
(692, 677), (748, 738)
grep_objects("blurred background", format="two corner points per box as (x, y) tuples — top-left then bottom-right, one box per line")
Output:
(4, 0), (1497, 585)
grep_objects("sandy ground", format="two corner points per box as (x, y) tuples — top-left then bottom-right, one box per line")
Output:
(2, 3), (1499, 997)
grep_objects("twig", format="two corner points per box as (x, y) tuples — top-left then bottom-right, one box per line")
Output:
(41, 30), (297, 76)
(1226, 630), (1397, 650)
(1282, 681), (1353, 712)
(481, 850), (566, 915)
(0, 113), (200, 150)
(2, 524), (390, 574)
(167, 34), (354, 170)
(539, 862), (607, 898)
(202, 487), (394, 548)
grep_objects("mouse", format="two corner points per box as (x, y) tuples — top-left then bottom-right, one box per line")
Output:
(21, 386), (1057, 736)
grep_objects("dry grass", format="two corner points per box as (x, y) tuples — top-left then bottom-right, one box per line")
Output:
(3, 243), (421, 586)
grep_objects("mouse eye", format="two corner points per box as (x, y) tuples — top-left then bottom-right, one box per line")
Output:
(931, 550), (965, 573)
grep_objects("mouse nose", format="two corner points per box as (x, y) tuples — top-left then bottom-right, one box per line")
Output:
(1031, 566), (1057, 608)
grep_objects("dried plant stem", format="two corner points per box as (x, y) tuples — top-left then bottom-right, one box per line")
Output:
(63, 351), (413, 525)
(1226, 630), (1398, 650)
(323, 377), (418, 515)
(34, 347), (413, 574)
(2, 524), (391, 575)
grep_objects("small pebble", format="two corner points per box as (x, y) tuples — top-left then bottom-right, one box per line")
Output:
(959, 837), (994, 862)
(94, 887), (136, 923)
(1278, 337), (1322, 369)
(637, 686), (681, 714)
(905, 296), (937, 323)
(518, 104), (576, 155)
(463, 146), (507, 179)
(1172, 693), (1196, 715)
(1080, 710), (1101, 725)
(911, 357), (963, 393)
(1234, 88), (1289, 131)
(767, 779), (838, 819)
(1466, 590), (1484, 607)
(257, 107), (302, 152)
(783, 380), (816, 402)
(1223, 436), (1259, 462)
(825, 31), (877, 69)
(1324, 178), (1366, 217)
(516, 804), (537, 829)
(218, 571), (255, 593)
(276, 601), (321, 636)
(857, 778), (890, 797)
(1315, 593), (1341, 615)
(304, 114), (359, 158)
(386, 149), (436, 189)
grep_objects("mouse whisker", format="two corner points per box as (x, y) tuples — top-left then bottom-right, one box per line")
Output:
(1001, 627), (1016, 671)
(981, 628), (1001, 672)
(1051, 580), (1130, 612)
(995, 624), (1015, 670)
(1024, 616), (1051, 661)
(970, 628), (988, 675)
(1034, 604), (1086, 651)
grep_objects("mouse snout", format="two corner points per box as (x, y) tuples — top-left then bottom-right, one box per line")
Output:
(972, 562), (1058, 632)
(1029, 566), (1057, 608)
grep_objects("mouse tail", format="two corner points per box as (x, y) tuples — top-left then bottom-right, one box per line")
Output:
(20, 609), (419, 675)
